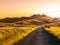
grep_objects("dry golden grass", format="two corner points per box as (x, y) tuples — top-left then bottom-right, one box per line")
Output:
(0, 26), (38, 45)
(45, 26), (60, 39)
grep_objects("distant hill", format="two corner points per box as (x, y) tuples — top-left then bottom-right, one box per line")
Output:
(0, 17), (30, 23)
(0, 14), (60, 26)
(16, 14), (53, 25)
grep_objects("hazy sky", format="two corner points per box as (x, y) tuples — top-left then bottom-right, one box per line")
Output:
(0, 0), (60, 18)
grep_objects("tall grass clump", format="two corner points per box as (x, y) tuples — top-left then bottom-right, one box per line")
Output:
(0, 25), (38, 45)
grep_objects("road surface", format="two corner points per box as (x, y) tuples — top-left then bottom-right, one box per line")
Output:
(14, 27), (60, 45)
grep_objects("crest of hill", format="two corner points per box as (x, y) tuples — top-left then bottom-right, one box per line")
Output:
(0, 14), (60, 26)
(30, 14), (52, 19)
(0, 14), (53, 23)
(0, 14), (60, 24)
(16, 14), (53, 25)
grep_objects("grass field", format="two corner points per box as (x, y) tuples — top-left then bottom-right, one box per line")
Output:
(0, 25), (38, 45)
(45, 26), (60, 40)
(1, 24), (60, 45)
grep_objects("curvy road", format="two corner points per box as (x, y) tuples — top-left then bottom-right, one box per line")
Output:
(14, 27), (60, 45)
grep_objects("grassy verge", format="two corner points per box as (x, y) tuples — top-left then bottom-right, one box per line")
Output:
(45, 26), (60, 44)
(0, 25), (39, 45)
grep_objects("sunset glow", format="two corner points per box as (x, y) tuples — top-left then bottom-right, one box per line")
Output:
(0, 0), (60, 18)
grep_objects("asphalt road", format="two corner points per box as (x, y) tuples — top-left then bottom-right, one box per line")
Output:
(14, 27), (60, 45)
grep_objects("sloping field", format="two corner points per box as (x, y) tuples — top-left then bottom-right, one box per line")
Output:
(0, 26), (38, 45)
(45, 26), (60, 40)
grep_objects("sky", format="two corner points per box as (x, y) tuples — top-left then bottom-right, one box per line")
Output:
(0, 0), (60, 18)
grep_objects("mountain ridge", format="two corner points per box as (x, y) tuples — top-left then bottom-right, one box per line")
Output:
(0, 14), (60, 26)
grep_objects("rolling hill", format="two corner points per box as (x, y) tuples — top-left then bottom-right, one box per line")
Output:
(0, 14), (60, 26)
